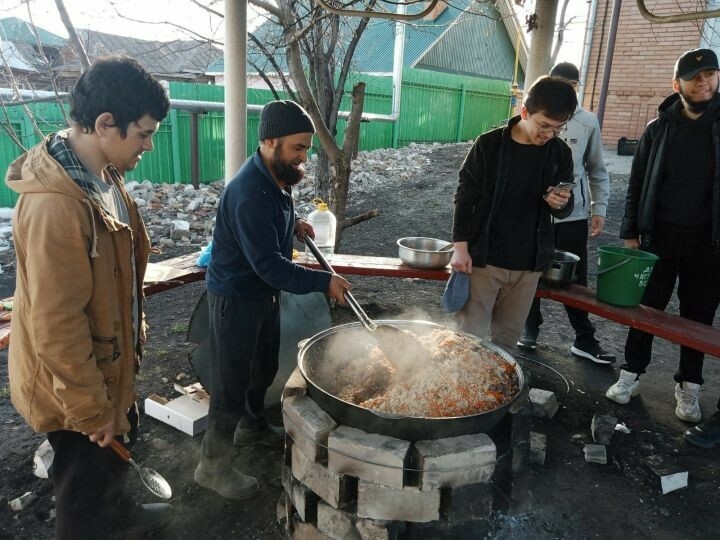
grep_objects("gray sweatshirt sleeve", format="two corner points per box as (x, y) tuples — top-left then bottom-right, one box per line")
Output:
(584, 115), (610, 218)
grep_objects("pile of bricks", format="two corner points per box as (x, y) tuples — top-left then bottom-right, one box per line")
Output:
(278, 369), (505, 539)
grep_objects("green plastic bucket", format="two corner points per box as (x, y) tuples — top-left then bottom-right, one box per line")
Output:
(596, 246), (659, 307)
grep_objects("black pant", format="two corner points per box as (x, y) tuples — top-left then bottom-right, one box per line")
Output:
(201, 291), (280, 457)
(622, 225), (720, 384)
(47, 405), (138, 540)
(525, 219), (597, 345)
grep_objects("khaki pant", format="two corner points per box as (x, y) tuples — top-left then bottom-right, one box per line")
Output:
(458, 265), (541, 349)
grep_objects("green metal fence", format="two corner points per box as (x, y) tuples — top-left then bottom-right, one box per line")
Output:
(0, 68), (511, 207)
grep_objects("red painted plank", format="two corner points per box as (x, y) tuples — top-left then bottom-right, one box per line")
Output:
(5, 255), (714, 357)
(537, 284), (720, 358)
(293, 252), (450, 280)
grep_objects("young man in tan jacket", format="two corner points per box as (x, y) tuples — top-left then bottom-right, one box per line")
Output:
(5, 56), (170, 539)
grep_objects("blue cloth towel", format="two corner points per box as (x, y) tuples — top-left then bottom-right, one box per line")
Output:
(442, 271), (470, 313)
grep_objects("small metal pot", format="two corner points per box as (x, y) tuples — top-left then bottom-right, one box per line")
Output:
(397, 237), (452, 269)
(541, 249), (580, 286)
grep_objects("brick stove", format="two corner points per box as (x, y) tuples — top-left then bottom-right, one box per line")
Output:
(278, 368), (530, 539)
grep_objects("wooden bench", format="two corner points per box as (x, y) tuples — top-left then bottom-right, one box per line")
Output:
(1, 253), (718, 359)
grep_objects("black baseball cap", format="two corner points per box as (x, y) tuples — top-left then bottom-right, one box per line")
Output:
(674, 48), (719, 80)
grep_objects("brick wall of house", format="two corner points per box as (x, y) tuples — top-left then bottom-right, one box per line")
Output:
(581, 0), (703, 146)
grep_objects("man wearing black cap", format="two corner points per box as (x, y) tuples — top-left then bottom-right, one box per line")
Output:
(605, 49), (720, 439)
(518, 62), (615, 364)
(194, 100), (351, 499)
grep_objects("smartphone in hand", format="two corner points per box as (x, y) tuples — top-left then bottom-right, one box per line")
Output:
(553, 182), (576, 193)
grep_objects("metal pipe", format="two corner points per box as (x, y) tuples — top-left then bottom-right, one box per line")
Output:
(391, 1), (407, 148)
(190, 112), (200, 189)
(224, 0), (247, 182)
(0, 91), (398, 122)
(316, 0), (439, 21)
(596, 0), (622, 130)
(578, 0), (599, 104)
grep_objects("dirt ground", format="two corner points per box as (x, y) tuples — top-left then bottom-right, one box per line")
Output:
(1, 142), (720, 539)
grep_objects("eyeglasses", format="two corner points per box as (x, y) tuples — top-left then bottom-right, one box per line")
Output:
(532, 118), (566, 136)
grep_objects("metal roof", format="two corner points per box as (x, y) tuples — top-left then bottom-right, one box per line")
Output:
(211, 0), (520, 80)
(65, 29), (224, 80)
(0, 17), (65, 47)
(415, 3), (525, 83)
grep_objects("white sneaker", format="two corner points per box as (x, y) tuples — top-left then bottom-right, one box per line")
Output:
(605, 369), (640, 404)
(675, 382), (701, 423)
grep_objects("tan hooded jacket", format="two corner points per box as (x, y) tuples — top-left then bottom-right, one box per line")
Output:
(5, 135), (150, 435)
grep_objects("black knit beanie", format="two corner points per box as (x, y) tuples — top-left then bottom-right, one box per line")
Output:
(258, 100), (315, 140)
(549, 62), (580, 82)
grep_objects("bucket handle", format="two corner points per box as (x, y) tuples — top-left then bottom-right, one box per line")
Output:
(597, 257), (630, 276)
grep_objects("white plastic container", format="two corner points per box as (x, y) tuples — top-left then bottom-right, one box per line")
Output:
(306, 198), (336, 258)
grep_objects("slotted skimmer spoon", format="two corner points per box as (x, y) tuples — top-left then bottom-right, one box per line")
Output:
(304, 236), (431, 368)
(109, 439), (172, 499)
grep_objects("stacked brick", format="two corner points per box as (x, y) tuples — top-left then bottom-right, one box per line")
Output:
(279, 370), (499, 539)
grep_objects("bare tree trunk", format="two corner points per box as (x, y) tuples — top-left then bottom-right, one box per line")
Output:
(333, 82), (366, 246)
(525, 0), (559, 87)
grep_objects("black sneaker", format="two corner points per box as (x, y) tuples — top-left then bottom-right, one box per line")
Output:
(570, 343), (616, 365)
(516, 330), (538, 351)
(684, 411), (720, 448)
(108, 503), (172, 539)
(233, 422), (285, 447)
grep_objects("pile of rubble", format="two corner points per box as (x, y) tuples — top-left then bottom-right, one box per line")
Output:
(0, 142), (451, 254)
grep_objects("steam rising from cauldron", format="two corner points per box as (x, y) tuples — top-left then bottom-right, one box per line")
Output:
(311, 322), (432, 398)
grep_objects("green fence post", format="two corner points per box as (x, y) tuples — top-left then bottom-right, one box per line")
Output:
(456, 84), (466, 142)
(169, 109), (182, 184)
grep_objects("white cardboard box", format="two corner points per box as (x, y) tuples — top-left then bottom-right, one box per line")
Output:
(144, 383), (209, 436)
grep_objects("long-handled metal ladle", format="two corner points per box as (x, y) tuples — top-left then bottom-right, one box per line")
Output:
(109, 439), (172, 500)
(305, 236), (431, 368)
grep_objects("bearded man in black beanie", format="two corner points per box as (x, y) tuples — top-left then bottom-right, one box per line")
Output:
(194, 100), (351, 499)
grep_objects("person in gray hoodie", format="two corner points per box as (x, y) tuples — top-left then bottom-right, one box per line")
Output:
(517, 62), (615, 364)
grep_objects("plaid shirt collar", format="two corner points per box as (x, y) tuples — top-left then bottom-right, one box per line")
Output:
(47, 130), (121, 214)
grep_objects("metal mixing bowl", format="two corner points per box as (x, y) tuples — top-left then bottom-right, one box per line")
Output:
(397, 237), (452, 269)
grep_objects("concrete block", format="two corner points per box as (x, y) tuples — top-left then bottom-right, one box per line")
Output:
(583, 443), (607, 464)
(356, 518), (398, 540)
(528, 388), (559, 419)
(283, 395), (338, 462)
(643, 455), (688, 494)
(511, 404), (531, 473)
(528, 431), (547, 466)
(316, 501), (357, 540)
(591, 414), (617, 445)
(32, 439), (53, 479)
(328, 425), (410, 489)
(292, 445), (356, 509)
(284, 434), (294, 466)
(357, 480), (440, 523)
(414, 433), (496, 491)
(283, 462), (319, 521)
(283, 368), (308, 400)
(440, 482), (494, 521)
(293, 519), (331, 540)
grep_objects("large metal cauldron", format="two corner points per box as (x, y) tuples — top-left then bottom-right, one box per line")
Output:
(297, 320), (525, 441)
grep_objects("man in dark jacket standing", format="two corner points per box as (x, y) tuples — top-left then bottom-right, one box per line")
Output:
(194, 100), (350, 499)
(606, 49), (720, 434)
(450, 76), (577, 348)
(518, 62), (615, 365)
